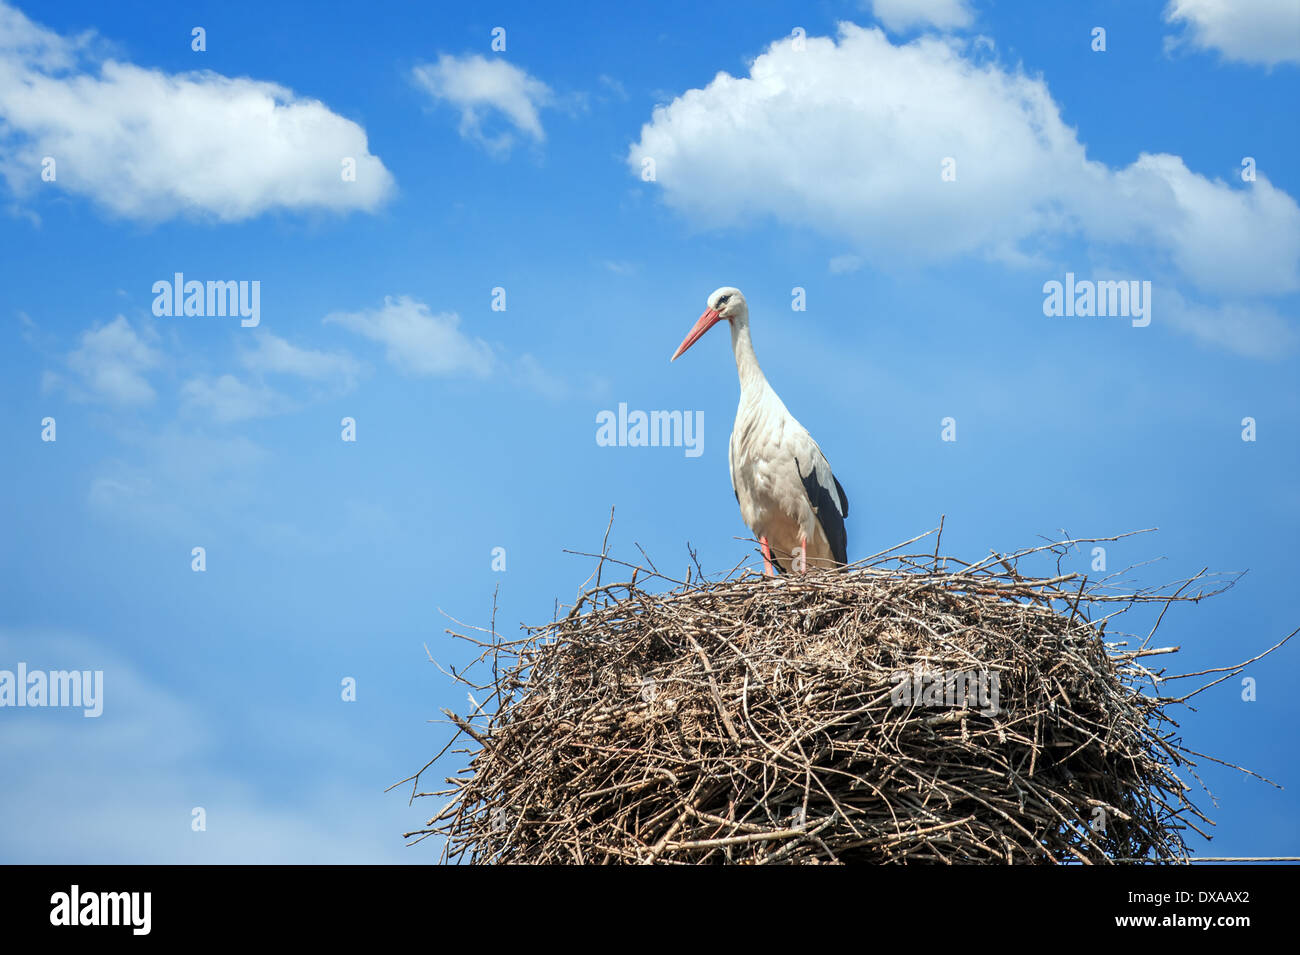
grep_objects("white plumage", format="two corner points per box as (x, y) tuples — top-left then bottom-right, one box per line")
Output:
(672, 287), (849, 575)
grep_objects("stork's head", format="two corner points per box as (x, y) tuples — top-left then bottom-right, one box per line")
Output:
(670, 286), (747, 361)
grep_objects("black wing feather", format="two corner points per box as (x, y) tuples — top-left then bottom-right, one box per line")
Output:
(796, 456), (849, 566)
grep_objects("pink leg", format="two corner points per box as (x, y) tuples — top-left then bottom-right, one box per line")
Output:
(799, 533), (808, 574)
(760, 536), (775, 577)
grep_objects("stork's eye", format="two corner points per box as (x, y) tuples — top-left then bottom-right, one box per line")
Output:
(717, 295), (730, 307)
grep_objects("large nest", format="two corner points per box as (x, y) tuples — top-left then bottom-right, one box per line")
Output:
(402, 530), (1281, 864)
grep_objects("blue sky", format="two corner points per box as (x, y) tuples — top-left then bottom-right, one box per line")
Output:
(1, 0), (1297, 862)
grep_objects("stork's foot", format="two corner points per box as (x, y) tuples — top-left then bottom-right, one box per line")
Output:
(760, 536), (775, 577)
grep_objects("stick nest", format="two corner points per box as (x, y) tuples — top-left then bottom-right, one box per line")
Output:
(405, 532), (1274, 864)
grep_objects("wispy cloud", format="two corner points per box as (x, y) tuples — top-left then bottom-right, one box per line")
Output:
(180, 374), (292, 423)
(86, 429), (269, 534)
(597, 74), (629, 102)
(866, 0), (974, 33)
(62, 315), (160, 407)
(1157, 288), (1299, 358)
(411, 53), (554, 155)
(47, 315), (365, 424)
(325, 295), (495, 377)
(0, 629), (410, 863)
(0, 1), (394, 221)
(513, 353), (569, 400)
(324, 295), (578, 398)
(240, 332), (362, 390)
(180, 333), (362, 424)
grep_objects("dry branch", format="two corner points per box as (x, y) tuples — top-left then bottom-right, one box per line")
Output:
(401, 530), (1285, 865)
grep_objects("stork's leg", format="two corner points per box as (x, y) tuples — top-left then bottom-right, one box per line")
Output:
(799, 532), (808, 574)
(760, 536), (775, 577)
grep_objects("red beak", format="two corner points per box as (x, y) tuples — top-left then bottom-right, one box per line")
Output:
(671, 308), (722, 361)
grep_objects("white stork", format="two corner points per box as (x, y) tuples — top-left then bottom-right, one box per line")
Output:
(671, 286), (849, 576)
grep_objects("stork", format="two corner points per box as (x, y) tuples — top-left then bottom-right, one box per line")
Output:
(671, 287), (849, 576)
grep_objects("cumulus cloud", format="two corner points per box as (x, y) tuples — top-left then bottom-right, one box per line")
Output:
(65, 316), (160, 406)
(0, 1), (394, 221)
(629, 23), (1300, 354)
(325, 295), (495, 377)
(1164, 0), (1300, 67)
(411, 54), (553, 154)
(868, 0), (974, 33)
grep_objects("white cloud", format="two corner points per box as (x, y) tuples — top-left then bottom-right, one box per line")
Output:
(0, 2), (394, 221)
(240, 331), (361, 389)
(1107, 153), (1300, 297)
(180, 374), (291, 423)
(868, 0), (974, 32)
(324, 295), (581, 396)
(411, 54), (553, 154)
(1165, 0), (1300, 67)
(66, 315), (160, 406)
(325, 295), (495, 377)
(629, 23), (1300, 354)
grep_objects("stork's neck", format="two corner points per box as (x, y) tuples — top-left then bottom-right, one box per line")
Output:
(729, 318), (767, 394)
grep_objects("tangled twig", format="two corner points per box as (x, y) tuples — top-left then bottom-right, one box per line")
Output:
(397, 527), (1288, 865)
